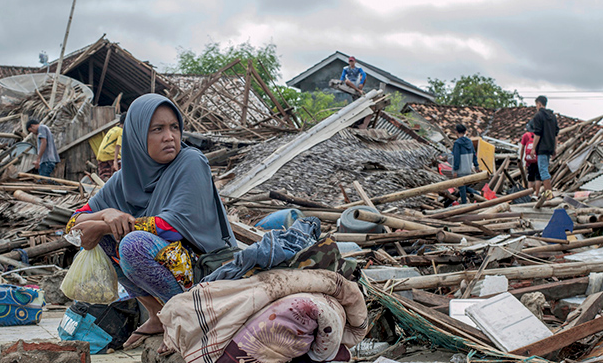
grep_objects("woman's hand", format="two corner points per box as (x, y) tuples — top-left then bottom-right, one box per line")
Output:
(101, 208), (136, 241)
(74, 220), (110, 250)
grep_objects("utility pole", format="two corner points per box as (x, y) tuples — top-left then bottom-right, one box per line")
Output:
(49, 0), (77, 108)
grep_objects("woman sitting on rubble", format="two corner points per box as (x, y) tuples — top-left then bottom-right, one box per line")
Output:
(65, 93), (237, 351)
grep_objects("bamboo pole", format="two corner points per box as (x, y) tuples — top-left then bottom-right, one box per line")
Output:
(338, 171), (489, 208)
(449, 212), (523, 222)
(391, 261), (603, 291)
(429, 188), (534, 219)
(354, 210), (435, 231)
(18, 172), (82, 187)
(523, 236), (603, 254)
(49, 0), (77, 108)
(436, 230), (481, 243)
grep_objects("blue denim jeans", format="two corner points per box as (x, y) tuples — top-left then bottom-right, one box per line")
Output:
(537, 154), (551, 181)
(39, 162), (56, 177)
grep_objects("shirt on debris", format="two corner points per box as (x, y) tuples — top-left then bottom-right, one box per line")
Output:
(96, 126), (122, 162)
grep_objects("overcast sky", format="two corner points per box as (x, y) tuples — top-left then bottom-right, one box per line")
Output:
(1, 0), (603, 119)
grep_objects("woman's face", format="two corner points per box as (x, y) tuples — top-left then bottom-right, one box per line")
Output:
(147, 105), (181, 164)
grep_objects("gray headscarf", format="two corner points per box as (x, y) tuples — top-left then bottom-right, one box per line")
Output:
(89, 94), (236, 253)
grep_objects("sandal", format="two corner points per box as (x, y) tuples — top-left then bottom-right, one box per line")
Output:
(123, 331), (162, 351)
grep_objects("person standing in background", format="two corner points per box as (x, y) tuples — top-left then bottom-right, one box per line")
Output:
(97, 112), (125, 181)
(530, 96), (559, 200)
(26, 119), (60, 177)
(520, 122), (541, 197)
(453, 124), (480, 204)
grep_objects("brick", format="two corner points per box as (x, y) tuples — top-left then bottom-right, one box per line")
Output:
(0, 340), (90, 363)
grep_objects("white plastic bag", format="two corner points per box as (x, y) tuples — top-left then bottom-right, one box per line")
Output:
(60, 245), (119, 304)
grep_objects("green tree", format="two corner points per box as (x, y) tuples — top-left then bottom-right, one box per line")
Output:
(384, 91), (406, 114)
(427, 73), (524, 108)
(172, 42), (346, 128)
(174, 41), (280, 87)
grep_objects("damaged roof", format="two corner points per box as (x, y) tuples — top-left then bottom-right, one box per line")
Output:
(402, 102), (595, 144)
(45, 35), (172, 110)
(401, 103), (494, 139)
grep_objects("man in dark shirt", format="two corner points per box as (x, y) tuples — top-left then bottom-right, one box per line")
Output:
(529, 95), (559, 199)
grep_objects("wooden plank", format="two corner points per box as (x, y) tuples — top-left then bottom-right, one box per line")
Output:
(57, 119), (119, 154)
(510, 316), (603, 357)
(411, 288), (453, 307)
(561, 291), (603, 331)
(230, 221), (263, 246)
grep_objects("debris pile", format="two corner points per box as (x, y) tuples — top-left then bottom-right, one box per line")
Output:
(4, 41), (603, 363)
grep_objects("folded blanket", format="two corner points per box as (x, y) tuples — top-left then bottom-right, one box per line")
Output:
(158, 269), (367, 363)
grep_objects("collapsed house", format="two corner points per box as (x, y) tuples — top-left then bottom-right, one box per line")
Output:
(4, 34), (603, 363)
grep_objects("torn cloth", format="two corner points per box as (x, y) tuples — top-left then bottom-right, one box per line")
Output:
(158, 269), (368, 363)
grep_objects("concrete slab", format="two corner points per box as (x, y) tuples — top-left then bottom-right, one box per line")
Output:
(0, 309), (142, 362)
(466, 292), (553, 352)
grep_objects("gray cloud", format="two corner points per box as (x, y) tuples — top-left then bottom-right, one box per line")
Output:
(1, 0), (602, 118)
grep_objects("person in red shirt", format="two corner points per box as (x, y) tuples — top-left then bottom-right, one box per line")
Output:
(520, 122), (541, 197)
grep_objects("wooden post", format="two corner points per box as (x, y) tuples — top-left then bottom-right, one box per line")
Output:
(49, 0), (77, 108)
(88, 59), (94, 88)
(150, 69), (156, 93)
(240, 59), (252, 126)
(429, 188), (533, 220)
(94, 46), (112, 105)
(339, 171), (489, 208)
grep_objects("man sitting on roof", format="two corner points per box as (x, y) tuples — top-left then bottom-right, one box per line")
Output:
(340, 56), (367, 95)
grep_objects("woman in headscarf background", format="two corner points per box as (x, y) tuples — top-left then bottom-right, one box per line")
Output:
(65, 94), (237, 350)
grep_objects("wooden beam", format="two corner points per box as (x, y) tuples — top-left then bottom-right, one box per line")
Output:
(339, 171), (490, 208)
(94, 46), (112, 105)
(150, 69), (156, 93)
(181, 59), (241, 110)
(88, 58), (94, 88)
(240, 59), (252, 126)
(248, 64), (292, 125)
(510, 316), (603, 357)
(352, 181), (406, 256)
(428, 188), (534, 219)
